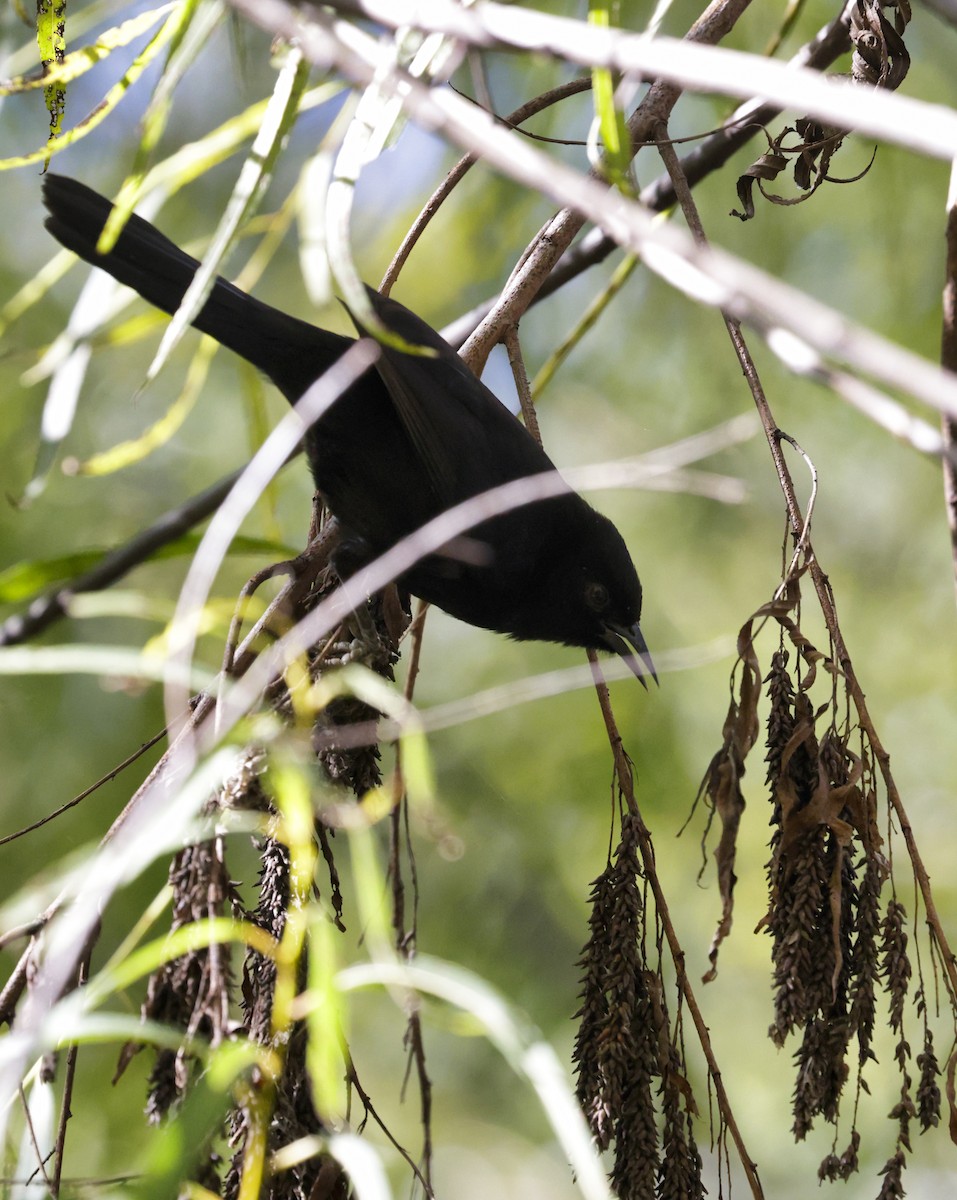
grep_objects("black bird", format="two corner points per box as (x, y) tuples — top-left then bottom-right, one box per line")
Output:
(42, 175), (655, 683)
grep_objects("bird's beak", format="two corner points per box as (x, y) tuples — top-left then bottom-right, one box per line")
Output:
(601, 621), (659, 689)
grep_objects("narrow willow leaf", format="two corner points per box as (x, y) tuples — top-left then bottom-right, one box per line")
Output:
(326, 1134), (394, 1200)
(3, 84), (338, 337)
(133, 1053), (250, 1200)
(77, 336), (217, 475)
(532, 253), (638, 398)
(326, 98), (436, 356)
(0, 536), (294, 603)
(20, 266), (130, 501)
(297, 151), (335, 308)
(0, 1), (185, 171)
(0, 643), (214, 689)
(306, 912), (349, 1123)
(135, 78), (341, 200)
(0, 248), (74, 339)
(587, 1), (632, 189)
(102, 0), (226, 248)
(338, 957), (614, 1200)
(0, 5), (174, 94)
(238, 359), (285, 536)
(88, 917), (278, 1003)
(21, 193), (161, 498)
(35, 0), (66, 153)
(0, 550), (102, 600)
(3, 0), (127, 78)
(142, 43), (310, 385)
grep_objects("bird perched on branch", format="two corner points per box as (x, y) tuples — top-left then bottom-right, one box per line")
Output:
(42, 174), (655, 684)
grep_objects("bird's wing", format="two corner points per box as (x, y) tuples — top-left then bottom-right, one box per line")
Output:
(349, 289), (556, 508)
(371, 350), (461, 506)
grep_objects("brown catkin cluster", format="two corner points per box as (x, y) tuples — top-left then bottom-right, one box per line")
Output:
(759, 647), (941, 1178)
(702, 604), (949, 1194)
(129, 569), (405, 1197)
(223, 830), (348, 1200)
(134, 751), (263, 1122)
(573, 812), (704, 1200)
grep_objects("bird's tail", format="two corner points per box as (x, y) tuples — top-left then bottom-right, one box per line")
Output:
(42, 174), (350, 400)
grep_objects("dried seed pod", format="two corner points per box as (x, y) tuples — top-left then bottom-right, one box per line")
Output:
(574, 814), (658, 1177)
(916, 1031), (942, 1132)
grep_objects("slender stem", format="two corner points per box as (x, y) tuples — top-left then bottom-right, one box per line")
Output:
(940, 165), (957, 595)
(50, 951), (90, 1197)
(0, 728), (167, 848)
(503, 327), (542, 445)
(0, 467), (246, 648)
(381, 79), (592, 295)
(439, 1), (854, 350)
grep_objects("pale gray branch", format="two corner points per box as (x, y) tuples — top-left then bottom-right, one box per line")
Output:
(315, 0), (957, 160)
(227, 0), (957, 422)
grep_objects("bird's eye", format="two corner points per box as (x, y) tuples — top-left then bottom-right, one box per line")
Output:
(584, 581), (610, 612)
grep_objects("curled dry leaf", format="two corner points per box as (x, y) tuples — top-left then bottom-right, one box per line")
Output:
(850, 0), (910, 88)
(732, 0), (909, 219)
(574, 813), (704, 1199)
(699, 614), (761, 980)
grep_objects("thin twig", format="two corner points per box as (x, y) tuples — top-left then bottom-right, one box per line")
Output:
(50, 951), (91, 1197)
(20, 1084), (55, 1193)
(221, 520), (340, 681)
(772, 432), (818, 594)
(243, 2), (957, 419)
(0, 467), (248, 648)
(941, 163), (957, 596)
(0, 728), (168, 847)
(531, 254), (638, 399)
(503, 327), (542, 445)
(383, 599), (432, 1178)
(381, 78), (592, 294)
(401, 600), (430, 701)
(318, 0), (957, 161)
(458, 0), (755, 371)
(440, 0), (854, 350)
(347, 1059), (435, 1197)
(404, 1011), (433, 1192)
(654, 118), (811, 541)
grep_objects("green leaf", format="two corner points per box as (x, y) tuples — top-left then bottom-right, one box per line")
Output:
(35, 0), (67, 155)
(102, 0), (226, 248)
(587, 1), (633, 191)
(1, 6), (175, 95)
(0, 1), (187, 170)
(139, 42), (311, 386)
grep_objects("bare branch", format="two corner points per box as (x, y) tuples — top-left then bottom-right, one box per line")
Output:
(460, 0), (754, 368)
(227, 0), (957, 422)
(314, 0), (957, 160)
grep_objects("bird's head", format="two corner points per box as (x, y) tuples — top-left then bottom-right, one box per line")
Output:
(509, 505), (657, 687)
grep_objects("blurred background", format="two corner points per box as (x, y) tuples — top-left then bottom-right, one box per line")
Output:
(1, 0), (957, 1195)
